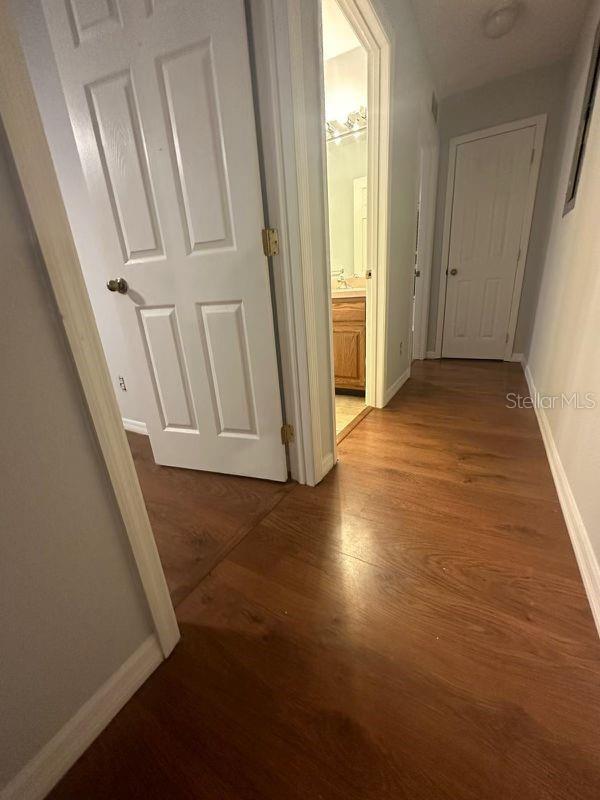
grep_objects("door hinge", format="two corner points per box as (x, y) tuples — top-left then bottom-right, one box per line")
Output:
(517, 246), (522, 262)
(281, 423), (294, 445)
(505, 332), (509, 343)
(262, 227), (279, 257)
(530, 147), (535, 165)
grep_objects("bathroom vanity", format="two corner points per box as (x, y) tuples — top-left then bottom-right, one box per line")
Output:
(331, 290), (366, 392)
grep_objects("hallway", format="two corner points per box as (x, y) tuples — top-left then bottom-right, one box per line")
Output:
(49, 361), (600, 799)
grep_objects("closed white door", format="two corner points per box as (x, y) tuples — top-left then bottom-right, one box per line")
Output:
(43, 0), (287, 481)
(442, 125), (536, 359)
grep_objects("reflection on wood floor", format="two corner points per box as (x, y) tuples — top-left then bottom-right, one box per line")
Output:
(52, 361), (600, 800)
(127, 431), (294, 606)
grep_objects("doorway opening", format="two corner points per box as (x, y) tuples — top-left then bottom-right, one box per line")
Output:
(322, 0), (370, 441)
(320, 0), (390, 444)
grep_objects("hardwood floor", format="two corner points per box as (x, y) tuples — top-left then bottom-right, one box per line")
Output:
(50, 361), (600, 799)
(127, 432), (294, 606)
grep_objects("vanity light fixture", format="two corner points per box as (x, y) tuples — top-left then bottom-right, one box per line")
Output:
(483, 2), (522, 39)
(325, 106), (367, 141)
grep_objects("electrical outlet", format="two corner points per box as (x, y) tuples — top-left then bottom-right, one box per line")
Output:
(118, 375), (127, 392)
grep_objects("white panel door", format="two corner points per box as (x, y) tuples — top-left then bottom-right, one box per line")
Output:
(43, 0), (287, 480)
(442, 125), (536, 359)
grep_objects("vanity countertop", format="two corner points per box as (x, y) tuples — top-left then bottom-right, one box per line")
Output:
(331, 288), (367, 299)
(331, 276), (367, 299)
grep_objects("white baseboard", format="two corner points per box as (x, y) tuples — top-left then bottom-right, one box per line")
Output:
(508, 352), (524, 363)
(523, 362), (600, 639)
(383, 367), (411, 406)
(426, 350), (439, 360)
(122, 418), (148, 435)
(1, 635), (163, 800)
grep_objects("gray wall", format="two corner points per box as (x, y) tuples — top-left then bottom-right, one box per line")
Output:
(0, 129), (152, 788)
(528, 0), (600, 583)
(373, 0), (437, 392)
(427, 60), (569, 355)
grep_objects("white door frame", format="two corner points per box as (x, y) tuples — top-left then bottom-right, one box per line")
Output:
(334, 0), (392, 411)
(248, 0), (331, 485)
(0, 4), (179, 658)
(412, 117), (440, 360)
(433, 114), (547, 360)
(249, 0), (392, 485)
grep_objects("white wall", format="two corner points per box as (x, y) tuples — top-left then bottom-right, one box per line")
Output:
(13, 0), (147, 426)
(323, 44), (367, 120)
(527, 0), (600, 605)
(0, 127), (153, 789)
(373, 0), (438, 393)
(427, 60), (569, 355)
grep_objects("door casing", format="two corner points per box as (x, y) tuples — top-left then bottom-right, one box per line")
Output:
(249, 0), (392, 485)
(412, 118), (440, 361)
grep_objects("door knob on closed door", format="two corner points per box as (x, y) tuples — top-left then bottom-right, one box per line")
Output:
(449, 268), (458, 276)
(106, 277), (128, 294)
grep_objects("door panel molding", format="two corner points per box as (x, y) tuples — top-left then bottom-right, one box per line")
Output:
(41, 0), (287, 481)
(433, 114), (547, 360)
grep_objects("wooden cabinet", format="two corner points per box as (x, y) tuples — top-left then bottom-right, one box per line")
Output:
(332, 296), (366, 391)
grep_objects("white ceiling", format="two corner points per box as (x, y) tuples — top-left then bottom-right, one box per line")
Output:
(410, 0), (590, 98)
(322, 0), (361, 60)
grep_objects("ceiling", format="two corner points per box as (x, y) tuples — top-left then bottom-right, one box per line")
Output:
(322, 0), (361, 60)
(410, 0), (591, 98)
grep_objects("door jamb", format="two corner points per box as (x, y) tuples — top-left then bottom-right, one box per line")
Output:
(0, 5), (179, 658)
(333, 0), (392, 410)
(248, 0), (333, 485)
(412, 118), (439, 360)
(432, 114), (547, 360)
(249, 0), (391, 484)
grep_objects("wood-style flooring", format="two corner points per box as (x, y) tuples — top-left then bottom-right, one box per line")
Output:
(51, 360), (600, 799)
(127, 432), (294, 606)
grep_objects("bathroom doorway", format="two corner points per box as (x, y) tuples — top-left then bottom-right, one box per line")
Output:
(322, 0), (372, 442)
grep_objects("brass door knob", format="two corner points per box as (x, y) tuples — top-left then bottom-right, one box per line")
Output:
(106, 278), (128, 294)
(449, 268), (458, 276)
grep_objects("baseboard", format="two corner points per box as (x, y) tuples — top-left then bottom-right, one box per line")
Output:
(383, 367), (411, 406)
(1, 635), (163, 800)
(508, 352), (524, 363)
(122, 418), (148, 435)
(426, 350), (439, 360)
(523, 362), (600, 639)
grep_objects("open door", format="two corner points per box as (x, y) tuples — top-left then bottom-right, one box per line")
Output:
(41, 0), (287, 481)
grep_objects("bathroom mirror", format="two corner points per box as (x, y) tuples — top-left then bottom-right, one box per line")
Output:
(326, 126), (367, 279)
